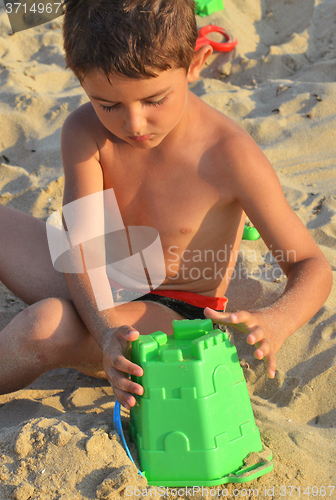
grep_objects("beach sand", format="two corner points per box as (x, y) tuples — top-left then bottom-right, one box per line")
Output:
(0, 0), (335, 498)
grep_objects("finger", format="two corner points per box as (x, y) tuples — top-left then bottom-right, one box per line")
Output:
(229, 310), (255, 328)
(205, 308), (255, 335)
(204, 308), (232, 322)
(254, 338), (270, 360)
(204, 308), (247, 333)
(108, 366), (144, 395)
(264, 351), (277, 379)
(114, 387), (137, 410)
(246, 327), (265, 346)
(116, 326), (140, 342)
(112, 355), (143, 377)
(119, 328), (140, 362)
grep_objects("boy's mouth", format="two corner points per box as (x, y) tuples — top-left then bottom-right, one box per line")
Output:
(129, 134), (153, 142)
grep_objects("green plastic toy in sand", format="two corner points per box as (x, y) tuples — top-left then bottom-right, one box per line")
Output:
(195, 0), (224, 17)
(130, 319), (273, 486)
(243, 225), (260, 241)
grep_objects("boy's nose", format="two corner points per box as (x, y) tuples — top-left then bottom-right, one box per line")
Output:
(124, 107), (147, 135)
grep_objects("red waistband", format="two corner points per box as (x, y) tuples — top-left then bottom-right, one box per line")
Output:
(148, 290), (228, 311)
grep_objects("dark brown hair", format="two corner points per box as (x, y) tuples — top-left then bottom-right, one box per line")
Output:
(63, 0), (198, 81)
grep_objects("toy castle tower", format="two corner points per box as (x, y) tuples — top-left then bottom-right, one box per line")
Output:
(130, 319), (273, 486)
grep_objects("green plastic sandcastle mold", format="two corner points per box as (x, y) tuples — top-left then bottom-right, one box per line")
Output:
(195, 0), (224, 17)
(130, 319), (273, 486)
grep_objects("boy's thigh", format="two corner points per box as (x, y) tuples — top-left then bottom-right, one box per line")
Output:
(7, 298), (178, 379)
(109, 299), (185, 337)
(0, 205), (70, 305)
(65, 299), (185, 379)
(80, 300), (184, 377)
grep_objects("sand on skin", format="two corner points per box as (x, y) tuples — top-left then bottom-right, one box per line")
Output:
(0, 0), (335, 498)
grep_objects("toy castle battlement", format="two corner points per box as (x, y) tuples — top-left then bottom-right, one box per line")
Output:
(131, 319), (244, 400)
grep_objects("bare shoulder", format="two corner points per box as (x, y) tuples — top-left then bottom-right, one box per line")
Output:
(191, 93), (264, 179)
(61, 103), (108, 162)
(198, 98), (322, 265)
(190, 92), (247, 135)
(62, 101), (103, 132)
(199, 99), (286, 211)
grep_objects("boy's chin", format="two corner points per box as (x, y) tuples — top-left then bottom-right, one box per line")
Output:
(124, 134), (165, 149)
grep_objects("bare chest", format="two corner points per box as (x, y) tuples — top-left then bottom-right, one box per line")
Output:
(100, 146), (225, 242)
(98, 138), (244, 294)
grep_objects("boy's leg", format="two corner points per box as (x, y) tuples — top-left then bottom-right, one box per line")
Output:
(0, 205), (70, 304)
(0, 205), (185, 397)
(0, 296), (183, 395)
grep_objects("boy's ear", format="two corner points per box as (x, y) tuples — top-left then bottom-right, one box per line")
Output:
(187, 45), (213, 82)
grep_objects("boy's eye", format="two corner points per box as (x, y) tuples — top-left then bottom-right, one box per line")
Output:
(99, 96), (168, 113)
(144, 96), (168, 107)
(100, 103), (120, 113)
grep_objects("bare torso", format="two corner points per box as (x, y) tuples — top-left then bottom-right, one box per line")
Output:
(80, 91), (247, 298)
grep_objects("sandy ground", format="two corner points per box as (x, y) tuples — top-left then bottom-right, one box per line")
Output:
(0, 0), (335, 498)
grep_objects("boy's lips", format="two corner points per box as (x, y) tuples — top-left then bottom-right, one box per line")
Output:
(129, 134), (153, 142)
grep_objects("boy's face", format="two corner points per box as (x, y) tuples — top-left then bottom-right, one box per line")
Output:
(82, 67), (191, 149)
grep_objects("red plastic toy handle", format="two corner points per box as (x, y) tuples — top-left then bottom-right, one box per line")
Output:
(196, 25), (237, 52)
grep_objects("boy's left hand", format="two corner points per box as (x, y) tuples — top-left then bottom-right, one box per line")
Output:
(204, 307), (283, 379)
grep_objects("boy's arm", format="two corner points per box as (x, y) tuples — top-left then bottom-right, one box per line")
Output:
(60, 108), (144, 407)
(206, 132), (333, 378)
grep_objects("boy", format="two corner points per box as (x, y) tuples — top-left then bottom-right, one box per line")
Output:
(0, 0), (332, 410)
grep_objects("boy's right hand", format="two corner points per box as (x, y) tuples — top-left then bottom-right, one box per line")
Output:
(102, 326), (144, 410)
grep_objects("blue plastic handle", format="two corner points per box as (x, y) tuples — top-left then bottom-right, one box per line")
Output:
(113, 401), (143, 476)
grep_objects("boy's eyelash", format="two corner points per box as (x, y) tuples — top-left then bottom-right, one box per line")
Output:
(100, 96), (168, 113)
(146, 96), (168, 108)
(101, 104), (119, 112)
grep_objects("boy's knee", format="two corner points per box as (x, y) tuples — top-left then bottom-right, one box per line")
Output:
(22, 298), (80, 347)
(17, 298), (100, 371)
